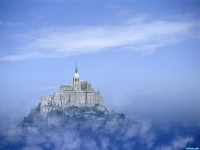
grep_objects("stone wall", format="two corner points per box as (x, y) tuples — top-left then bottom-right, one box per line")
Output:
(40, 81), (105, 113)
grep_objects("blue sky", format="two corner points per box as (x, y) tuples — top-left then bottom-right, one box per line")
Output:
(0, 0), (200, 128)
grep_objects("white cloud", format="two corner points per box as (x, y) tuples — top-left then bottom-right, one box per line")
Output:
(158, 136), (193, 150)
(0, 20), (24, 26)
(0, 17), (199, 61)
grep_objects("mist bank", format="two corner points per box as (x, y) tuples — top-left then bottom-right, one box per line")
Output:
(104, 87), (200, 122)
(1, 106), (200, 150)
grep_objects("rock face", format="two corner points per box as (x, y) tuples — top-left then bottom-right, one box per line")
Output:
(20, 105), (128, 133)
(40, 63), (105, 114)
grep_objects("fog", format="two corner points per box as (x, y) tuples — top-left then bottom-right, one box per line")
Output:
(1, 106), (199, 150)
(105, 88), (200, 122)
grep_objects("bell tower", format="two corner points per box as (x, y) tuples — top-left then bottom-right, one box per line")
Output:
(73, 59), (81, 90)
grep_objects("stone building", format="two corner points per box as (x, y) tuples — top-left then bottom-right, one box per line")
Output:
(40, 62), (105, 113)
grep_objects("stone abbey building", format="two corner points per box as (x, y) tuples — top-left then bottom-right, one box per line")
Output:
(40, 62), (105, 113)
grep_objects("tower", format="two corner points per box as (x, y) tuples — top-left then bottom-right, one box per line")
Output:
(73, 59), (81, 90)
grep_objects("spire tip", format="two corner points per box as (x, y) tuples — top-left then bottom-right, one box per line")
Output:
(75, 56), (78, 73)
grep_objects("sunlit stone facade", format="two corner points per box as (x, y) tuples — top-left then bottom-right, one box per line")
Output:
(40, 62), (105, 113)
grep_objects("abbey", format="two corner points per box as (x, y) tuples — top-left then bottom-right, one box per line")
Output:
(40, 62), (105, 113)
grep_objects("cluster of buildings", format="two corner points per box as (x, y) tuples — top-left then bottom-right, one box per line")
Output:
(40, 62), (105, 113)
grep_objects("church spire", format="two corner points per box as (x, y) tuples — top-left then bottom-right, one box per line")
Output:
(73, 57), (80, 90)
(75, 62), (78, 73)
(74, 56), (79, 78)
(75, 57), (78, 73)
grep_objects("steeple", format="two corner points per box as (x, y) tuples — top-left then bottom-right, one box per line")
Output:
(73, 57), (81, 90)
(74, 57), (79, 78)
(75, 58), (78, 74)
